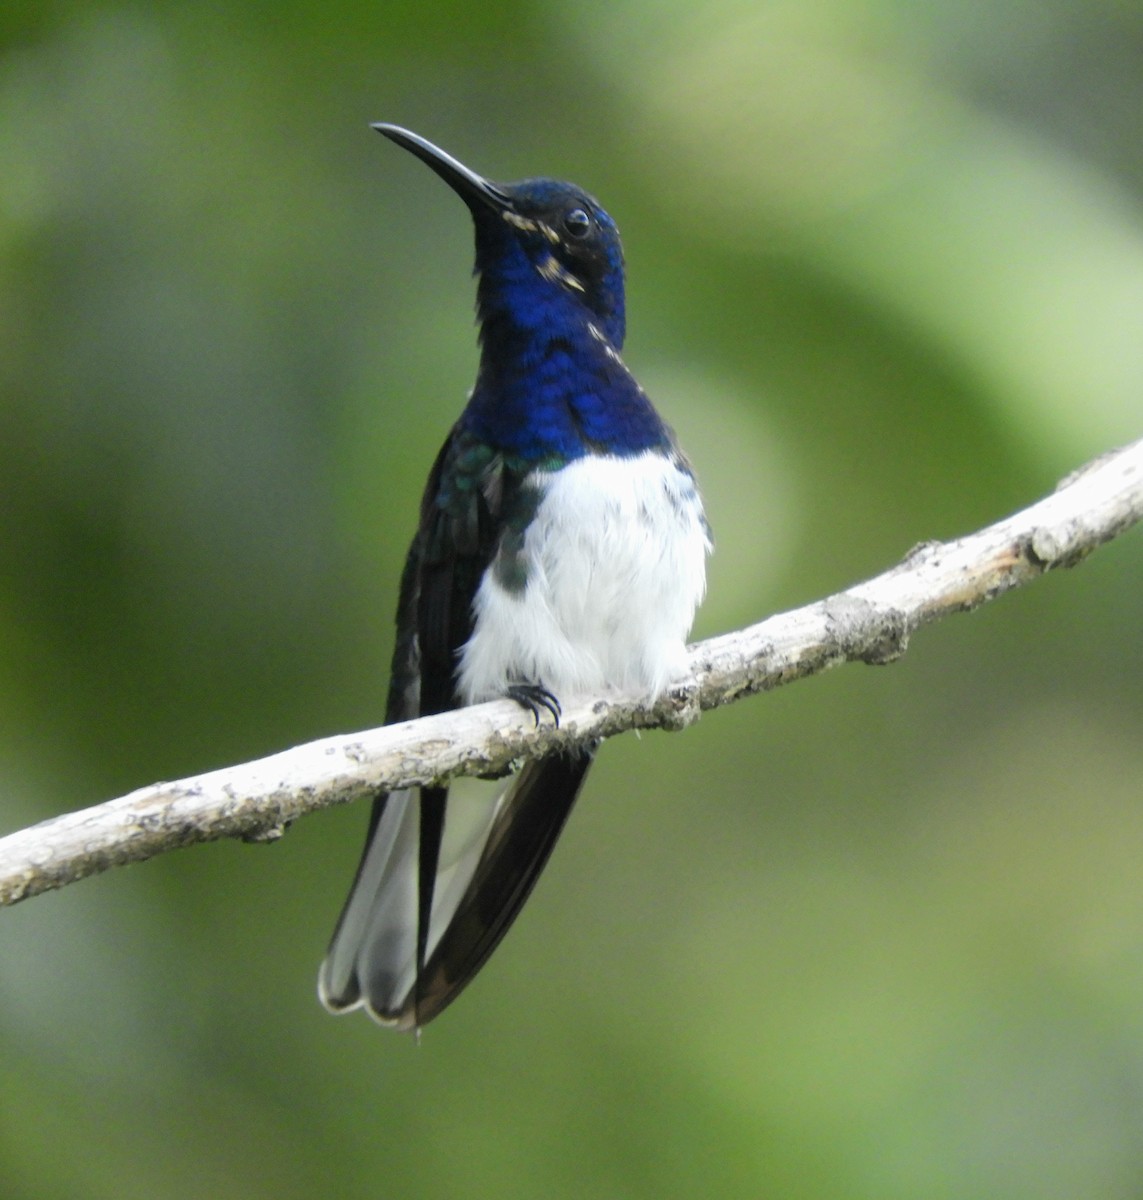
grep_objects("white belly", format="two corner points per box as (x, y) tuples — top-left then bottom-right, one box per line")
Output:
(457, 450), (710, 704)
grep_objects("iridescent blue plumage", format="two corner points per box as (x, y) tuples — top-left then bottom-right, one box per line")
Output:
(464, 181), (667, 461)
(319, 126), (710, 1030)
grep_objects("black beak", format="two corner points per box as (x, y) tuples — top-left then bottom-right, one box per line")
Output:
(373, 124), (512, 214)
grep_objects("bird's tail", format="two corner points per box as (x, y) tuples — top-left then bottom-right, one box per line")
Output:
(318, 747), (594, 1030)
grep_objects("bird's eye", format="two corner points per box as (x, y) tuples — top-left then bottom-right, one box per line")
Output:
(563, 208), (592, 239)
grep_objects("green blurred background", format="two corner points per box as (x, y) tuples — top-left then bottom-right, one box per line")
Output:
(2, 2), (1142, 1196)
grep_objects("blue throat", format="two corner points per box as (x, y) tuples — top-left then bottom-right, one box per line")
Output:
(461, 218), (670, 463)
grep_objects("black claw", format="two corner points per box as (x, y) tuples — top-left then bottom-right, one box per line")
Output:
(506, 683), (562, 728)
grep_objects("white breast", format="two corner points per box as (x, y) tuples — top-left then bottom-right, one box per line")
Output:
(457, 450), (710, 705)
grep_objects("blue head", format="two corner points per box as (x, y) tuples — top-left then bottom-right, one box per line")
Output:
(375, 125), (626, 348)
(376, 125), (666, 461)
(469, 176), (627, 351)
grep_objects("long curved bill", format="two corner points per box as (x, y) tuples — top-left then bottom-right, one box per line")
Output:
(372, 124), (512, 213)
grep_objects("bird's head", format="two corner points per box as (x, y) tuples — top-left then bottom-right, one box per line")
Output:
(375, 124), (627, 347)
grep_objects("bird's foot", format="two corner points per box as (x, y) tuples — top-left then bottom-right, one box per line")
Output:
(506, 683), (561, 728)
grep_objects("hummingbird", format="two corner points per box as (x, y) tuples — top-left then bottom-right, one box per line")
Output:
(318, 125), (711, 1031)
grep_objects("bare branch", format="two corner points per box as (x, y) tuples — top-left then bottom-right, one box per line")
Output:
(1, 437), (1140, 907)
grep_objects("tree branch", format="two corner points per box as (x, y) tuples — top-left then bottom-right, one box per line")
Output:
(2, 437), (1140, 907)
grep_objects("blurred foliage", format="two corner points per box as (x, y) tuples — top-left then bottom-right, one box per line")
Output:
(2, 1), (1142, 1197)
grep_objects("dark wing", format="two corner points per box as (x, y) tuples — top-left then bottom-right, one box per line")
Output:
(320, 427), (522, 1028)
(384, 428), (505, 724)
(401, 432), (514, 1017)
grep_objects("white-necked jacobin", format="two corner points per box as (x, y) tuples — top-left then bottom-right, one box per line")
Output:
(318, 125), (711, 1030)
